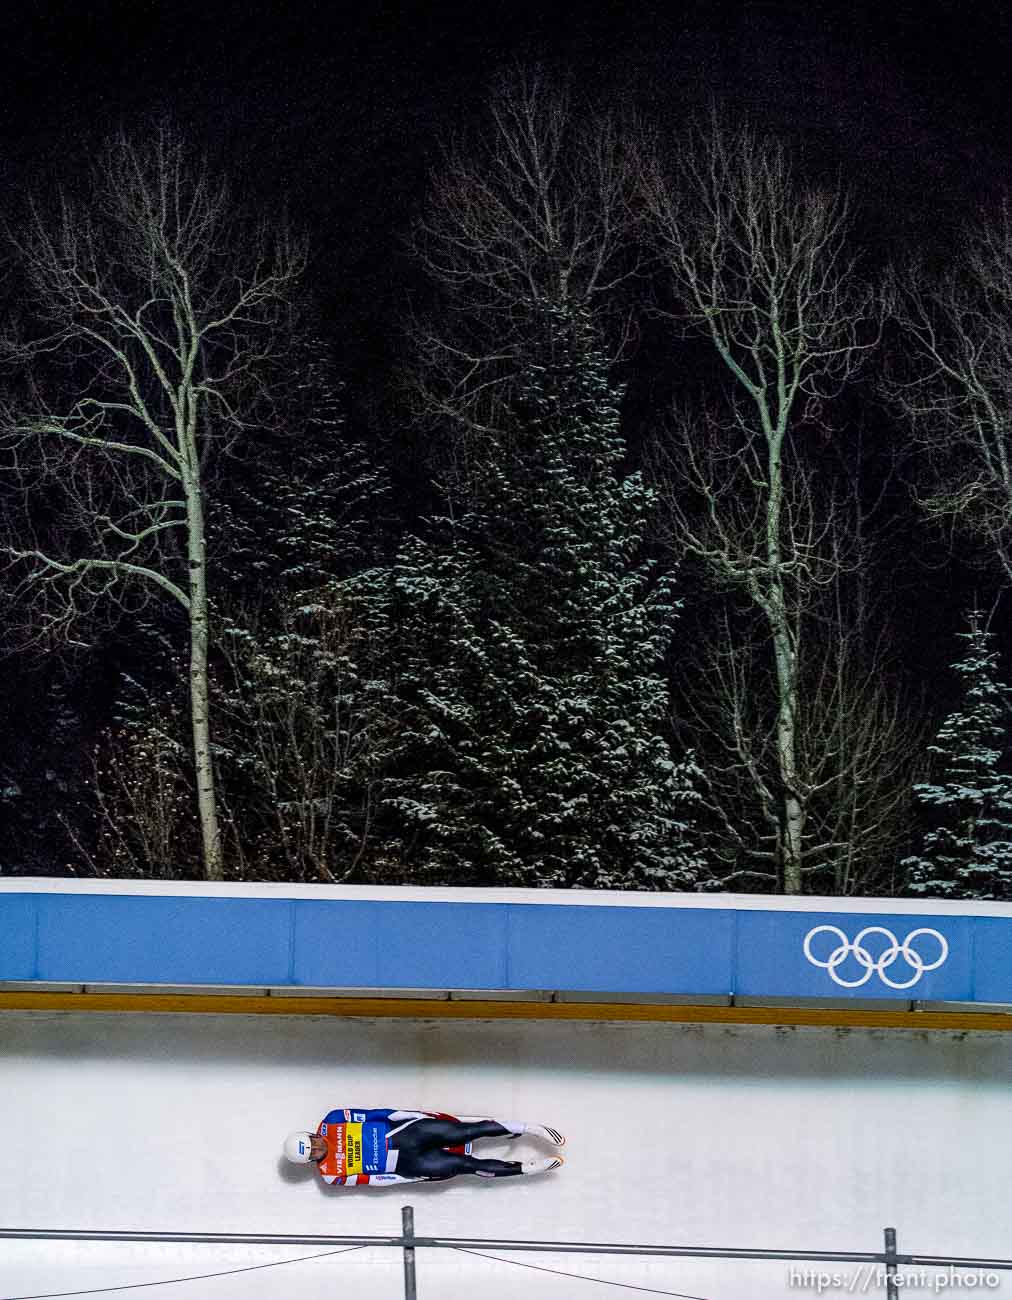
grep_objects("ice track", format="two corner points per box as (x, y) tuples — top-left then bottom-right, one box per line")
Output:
(2, 1009), (1010, 1298)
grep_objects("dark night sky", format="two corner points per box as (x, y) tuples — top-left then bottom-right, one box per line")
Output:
(3, 0), (1012, 349)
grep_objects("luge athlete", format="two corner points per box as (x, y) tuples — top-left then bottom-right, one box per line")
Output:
(284, 1108), (565, 1185)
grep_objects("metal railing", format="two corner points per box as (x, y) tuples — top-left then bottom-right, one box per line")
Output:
(3, 1214), (1011, 1298)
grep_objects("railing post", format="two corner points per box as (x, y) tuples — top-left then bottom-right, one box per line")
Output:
(402, 1205), (417, 1300)
(883, 1227), (898, 1300)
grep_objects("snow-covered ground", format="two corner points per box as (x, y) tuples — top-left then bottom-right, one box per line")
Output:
(2, 1010), (1009, 1298)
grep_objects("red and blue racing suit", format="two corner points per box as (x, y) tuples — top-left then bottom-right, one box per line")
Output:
(315, 1108), (522, 1185)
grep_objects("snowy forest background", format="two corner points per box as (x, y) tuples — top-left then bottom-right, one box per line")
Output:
(2, 66), (1011, 901)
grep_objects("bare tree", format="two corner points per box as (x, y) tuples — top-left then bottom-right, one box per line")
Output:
(0, 121), (306, 880)
(681, 592), (922, 895)
(886, 198), (1012, 580)
(406, 64), (641, 488)
(70, 698), (198, 880)
(215, 586), (399, 883)
(642, 114), (879, 892)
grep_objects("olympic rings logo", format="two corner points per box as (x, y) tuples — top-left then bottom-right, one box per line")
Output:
(802, 925), (949, 990)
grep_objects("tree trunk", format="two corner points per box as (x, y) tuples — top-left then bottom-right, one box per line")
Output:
(184, 439), (223, 882)
(774, 628), (804, 894)
(766, 431), (805, 894)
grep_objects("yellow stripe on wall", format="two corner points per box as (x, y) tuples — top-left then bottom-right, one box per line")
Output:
(1, 990), (1011, 1031)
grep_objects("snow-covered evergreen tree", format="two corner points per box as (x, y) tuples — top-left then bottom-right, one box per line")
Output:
(207, 335), (399, 881)
(212, 332), (393, 601)
(212, 581), (400, 882)
(902, 612), (1012, 900)
(375, 302), (708, 890)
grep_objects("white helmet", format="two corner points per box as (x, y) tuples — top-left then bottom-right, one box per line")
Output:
(284, 1131), (316, 1164)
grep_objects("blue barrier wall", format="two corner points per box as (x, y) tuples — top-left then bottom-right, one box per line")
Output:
(1, 888), (1009, 1004)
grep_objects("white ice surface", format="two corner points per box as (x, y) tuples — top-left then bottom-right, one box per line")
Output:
(2, 1011), (1010, 1299)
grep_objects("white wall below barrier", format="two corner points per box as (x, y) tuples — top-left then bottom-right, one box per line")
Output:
(2, 1009), (1009, 1299)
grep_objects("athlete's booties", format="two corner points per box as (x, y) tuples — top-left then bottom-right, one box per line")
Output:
(525, 1124), (565, 1146)
(521, 1156), (564, 1176)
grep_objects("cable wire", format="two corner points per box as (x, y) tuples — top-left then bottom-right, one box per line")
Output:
(1, 1244), (368, 1300)
(451, 1245), (713, 1299)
